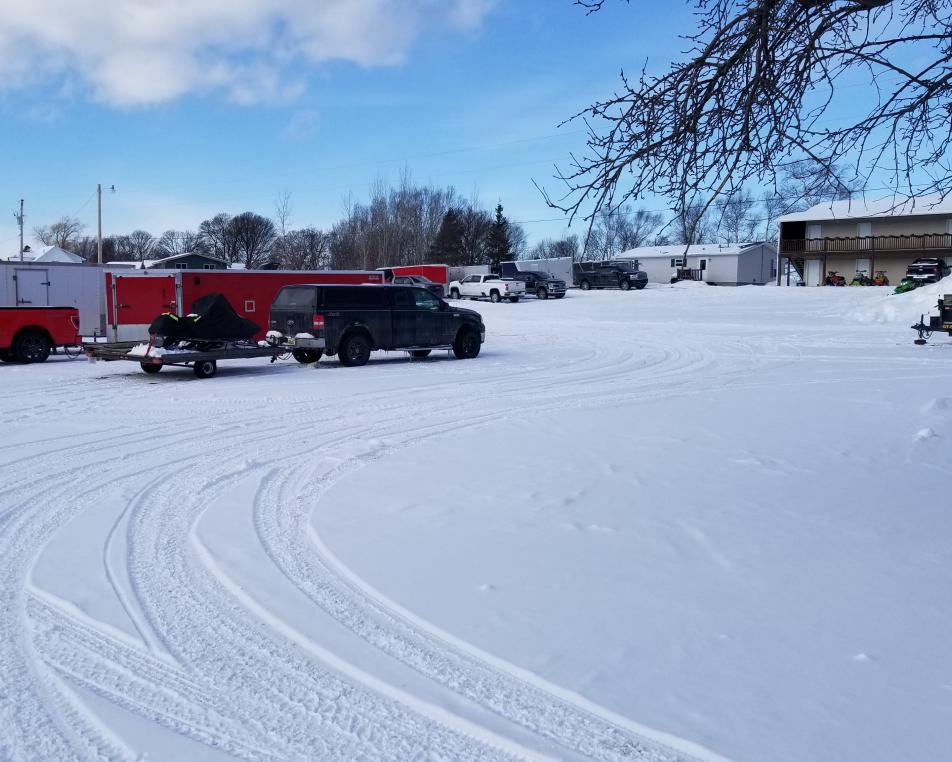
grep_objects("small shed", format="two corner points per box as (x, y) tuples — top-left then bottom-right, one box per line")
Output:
(615, 242), (777, 285)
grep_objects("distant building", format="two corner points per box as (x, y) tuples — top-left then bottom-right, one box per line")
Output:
(104, 252), (228, 270)
(776, 196), (952, 286)
(614, 242), (777, 285)
(6, 245), (84, 264)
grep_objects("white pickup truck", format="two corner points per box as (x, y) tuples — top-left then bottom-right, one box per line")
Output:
(448, 274), (526, 303)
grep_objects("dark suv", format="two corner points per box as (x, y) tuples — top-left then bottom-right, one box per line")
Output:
(573, 261), (648, 291)
(269, 284), (484, 366)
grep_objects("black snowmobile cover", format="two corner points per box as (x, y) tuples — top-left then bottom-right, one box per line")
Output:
(148, 293), (260, 341)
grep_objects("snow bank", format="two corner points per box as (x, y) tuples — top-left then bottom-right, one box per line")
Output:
(848, 280), (948, 324)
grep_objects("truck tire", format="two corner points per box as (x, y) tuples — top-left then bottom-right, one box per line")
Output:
(140, 362), (162, 374)
(508, 296), (520, 303)
(490, 290), (501, 303)
(339, 332), (371, 367)
(193, 359), (217, 378)
(450, 288), (460, 299)
(453, 328), (481, 359)
(635, 282), (647, 290)
(410, 349), (431, 359)
(537, 287), (548, 300)
(13, 330), (51, 363)
(579, 280), (591, 290)
(0, 349), (13, 363)
(620, 280), (631, 291)
(292, 349), (322, 364)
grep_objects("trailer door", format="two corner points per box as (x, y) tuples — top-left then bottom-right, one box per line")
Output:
(113, 275), (178, 341)
(15, 268), (50, 306)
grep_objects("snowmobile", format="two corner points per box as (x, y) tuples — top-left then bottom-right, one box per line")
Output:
(894, 277), (918, 295)
(148, 292), (261, 350)
(873, 270), (890, 287)
(912, 294), (952, 345)
(849, 271), (874, 286)
(824, 271), (847, 286)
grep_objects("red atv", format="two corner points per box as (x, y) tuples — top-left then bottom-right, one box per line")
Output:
(824, 271), (847, 287)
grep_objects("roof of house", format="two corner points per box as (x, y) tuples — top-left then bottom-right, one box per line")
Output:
(146, 252), (227, 267)
(615, 242), (766, 260)
(6, 245), (84, 263)
(776, 195), (952, 223)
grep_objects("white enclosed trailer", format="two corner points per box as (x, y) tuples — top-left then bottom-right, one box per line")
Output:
(503, 257), (574, 285)
(0, 262), (106, 335)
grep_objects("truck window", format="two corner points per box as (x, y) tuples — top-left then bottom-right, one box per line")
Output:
(412, 289), (440, 311)
(392, 288), (414, 309)
(322, 287), (388, 309)
(273, 287), (318, 310)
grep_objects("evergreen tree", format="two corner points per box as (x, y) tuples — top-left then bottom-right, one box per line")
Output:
(485, 203), (512, 269)
(429, 208), (466, 265)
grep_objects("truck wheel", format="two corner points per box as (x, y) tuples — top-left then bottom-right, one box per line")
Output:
(537, 287), (548, 300)
(410, 349), (431, 359)
(490, 290), (501, 303)
(450, 288), (460, 300)
(579, 280), (591, 291)
(620, 280), (631, 291)
(193, 359), (217, 379)
(453, 328), (481, 359)
(509, 296), (521, 303)
(140, 362), (162, 374)
(339, 332), (371, 367)
(0, 349), (13, 363)
(13, 331), (51, 363)
(292, 349), (322, 364)
(635, 282), (647, 290)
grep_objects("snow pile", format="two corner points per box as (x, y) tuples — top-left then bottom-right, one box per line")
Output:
(848, 279), (949, 324)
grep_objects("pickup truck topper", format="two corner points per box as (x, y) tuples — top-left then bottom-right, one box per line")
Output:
(0, 306), (81, 363)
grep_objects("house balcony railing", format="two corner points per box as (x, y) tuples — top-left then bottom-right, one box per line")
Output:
(780, 233), (952, 255)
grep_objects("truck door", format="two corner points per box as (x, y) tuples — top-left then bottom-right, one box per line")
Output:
(113, 275), (178, 341)
(410, 287), (443, 344)
(390, 288), (417, 346)
(15, 269), (50, 306)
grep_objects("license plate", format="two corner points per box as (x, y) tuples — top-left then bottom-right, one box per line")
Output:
(287, 337), (296, 346)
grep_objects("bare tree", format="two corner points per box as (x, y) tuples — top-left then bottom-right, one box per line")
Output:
(274, 227), (330, 270)
(528, 234), (581, 260)
(198, 213), (239, 263)
(549, 1), (952, 233)
(274, 190), (293, 237)
(672, 198), (713, 245)
(155, 230), (204, 258)
(587, 205), (666, 259)
(228, 212), (277, 269)
(33, 216), (85, 250)
(126, 229), (156, 261)
(715, 188), (759, 243)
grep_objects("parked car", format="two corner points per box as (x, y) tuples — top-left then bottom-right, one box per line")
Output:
(506, 269), (566, 299)
(906, 257), (950, 284)
(447, 274), (526, 303)
(268, 284), (484, 367)
(0, 306), (81, 363)
(390, 274), (445, 298)
(573, 261), (648, 291)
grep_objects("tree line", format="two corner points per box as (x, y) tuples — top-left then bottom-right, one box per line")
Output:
(32, 161), (853, 269)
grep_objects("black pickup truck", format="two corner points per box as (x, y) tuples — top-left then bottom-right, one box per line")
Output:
(573, 261), (648, 291)
(269, 284), (485, 366)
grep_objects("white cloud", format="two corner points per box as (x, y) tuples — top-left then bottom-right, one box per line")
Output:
(0, 0), (494, 106)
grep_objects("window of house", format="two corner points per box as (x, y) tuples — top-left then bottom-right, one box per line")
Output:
(670, 258), (685, 267)
(202, 263), (216, 270)
(174, 262), (187, 269)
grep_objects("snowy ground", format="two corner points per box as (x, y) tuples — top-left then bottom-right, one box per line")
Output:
(1, 283), (950, 762)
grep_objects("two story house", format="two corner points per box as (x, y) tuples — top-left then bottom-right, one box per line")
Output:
(776, 196), (952, 285)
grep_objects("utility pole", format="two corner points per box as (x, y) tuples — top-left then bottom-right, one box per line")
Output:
(97, 184), (115, 264)
(14, 199), (24, 261)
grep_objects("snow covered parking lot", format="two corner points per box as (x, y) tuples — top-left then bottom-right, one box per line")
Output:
(1, 283), (950, 761)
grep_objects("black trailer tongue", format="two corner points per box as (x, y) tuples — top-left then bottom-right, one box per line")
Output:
(912, 294), (952, 345)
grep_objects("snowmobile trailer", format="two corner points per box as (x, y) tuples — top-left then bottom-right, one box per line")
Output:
(911, 294), (952, 345)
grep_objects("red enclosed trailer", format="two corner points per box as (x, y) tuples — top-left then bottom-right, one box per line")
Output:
(105, 269), (385, 341)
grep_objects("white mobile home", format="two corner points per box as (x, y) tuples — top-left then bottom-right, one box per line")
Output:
(615, 242), (777, 285)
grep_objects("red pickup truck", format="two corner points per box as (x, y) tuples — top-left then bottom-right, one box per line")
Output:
(0, 307), (81, 363)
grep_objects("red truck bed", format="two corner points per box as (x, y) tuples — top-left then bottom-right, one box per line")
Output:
(0, 306), (81, 363)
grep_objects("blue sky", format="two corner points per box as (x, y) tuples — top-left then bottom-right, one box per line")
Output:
(0, 1), (697, 252)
